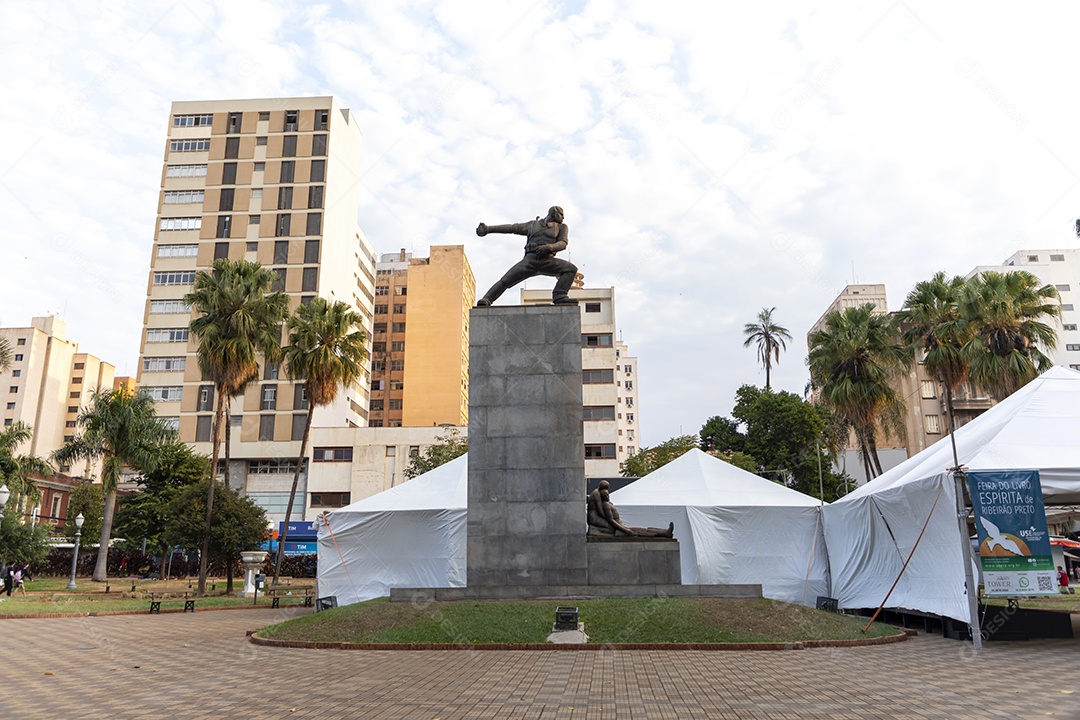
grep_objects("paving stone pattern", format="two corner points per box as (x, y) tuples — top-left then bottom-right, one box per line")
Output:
(4, 609), (1078, 719)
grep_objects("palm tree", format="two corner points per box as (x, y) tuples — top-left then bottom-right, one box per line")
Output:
(273, 298), (368, 584)
(895, 272), (972, 432)
(0, 421), (54, 514)
(0, 337), (11, 373)
(53, 388), (174, 582)
(808, 304), (911, 480)
(959, 270), (1060, 399)
(743, 307), (792, 390)
(185, 258), (288, 595)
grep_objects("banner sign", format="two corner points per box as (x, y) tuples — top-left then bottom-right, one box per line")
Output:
(967, 469), (1056, 596)
(278, 521), (319, 540)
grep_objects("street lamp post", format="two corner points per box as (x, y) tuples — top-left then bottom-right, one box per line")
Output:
(67, 513), (85, 591)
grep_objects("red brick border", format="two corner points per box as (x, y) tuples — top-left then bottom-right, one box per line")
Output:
(246, 628), (911, 651)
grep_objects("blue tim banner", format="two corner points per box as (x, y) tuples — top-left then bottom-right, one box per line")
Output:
(967, 469), (1056, 596)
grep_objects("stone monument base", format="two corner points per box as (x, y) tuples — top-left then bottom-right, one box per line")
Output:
(585, 537), (681, 586)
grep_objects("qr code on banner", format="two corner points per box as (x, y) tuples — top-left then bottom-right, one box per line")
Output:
(1038, 576), (1053, 591)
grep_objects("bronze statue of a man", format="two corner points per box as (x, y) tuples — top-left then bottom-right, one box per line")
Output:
(587, 481), (674, 538)
(475, 206), (578, 306)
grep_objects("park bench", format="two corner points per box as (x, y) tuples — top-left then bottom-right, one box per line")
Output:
(149, 592), (196, 614)
(264, 585), (314, 608)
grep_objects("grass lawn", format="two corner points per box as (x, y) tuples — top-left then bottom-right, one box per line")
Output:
(257, 597), (899, 645)
(0, 576), (287, 615)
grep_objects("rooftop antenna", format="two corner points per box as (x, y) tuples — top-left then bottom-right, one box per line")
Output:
(851, 261), (857, 285)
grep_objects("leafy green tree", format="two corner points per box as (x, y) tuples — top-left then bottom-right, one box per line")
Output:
(0, 421), (53, 511)
(165, 479), (268, 594)
(403, 429), (468, 480)
(114, 443), (209, 565)
(621, 435), (698, 477)
(731, 385), (847, 499)
(0, 337), (11, 373)
(275, 298), (368, 584)
(185, 258), (288, 595)
(699, 416), (744, 453)
(960, 270), (1060, 399)
(808, 304), (911, 480)
(715, 449), (760, 474)
(743, 307), (792, 390)
(63, 480), (103, 543)
(0, 511), (52, 568)
(54, 388), (174, 581)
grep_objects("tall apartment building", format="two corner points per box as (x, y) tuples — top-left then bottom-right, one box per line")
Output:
(0, 316), (116, 478)
(521, 287), (640, 476)
(137, 97), (377, 521)
(368, 246), (475, 428)
(970, 249), (1080, 371)
(808, 285), (993, 484)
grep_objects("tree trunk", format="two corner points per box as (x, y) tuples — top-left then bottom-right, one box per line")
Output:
(197, 385), (227, 597)
(225, 559), (234, 594)
(91, 488), (117, 582)
(867, 432), (884, 477)
(274, 404), (313, 585)
(765, 363), (771, 391)
(856, 430), (874, 482)
(224, 404), (232, 489)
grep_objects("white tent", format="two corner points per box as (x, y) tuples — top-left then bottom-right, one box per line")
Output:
(610, 449), (831, 605)
(316, 454), (467, 606)
(823, 366), (1080, 623)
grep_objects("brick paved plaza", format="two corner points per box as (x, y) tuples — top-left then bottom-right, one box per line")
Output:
(3, 608), (1077, 719)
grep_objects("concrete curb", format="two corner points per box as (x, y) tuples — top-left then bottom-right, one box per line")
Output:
(0, 604), (280, 619)
(246, 628), (912, 651)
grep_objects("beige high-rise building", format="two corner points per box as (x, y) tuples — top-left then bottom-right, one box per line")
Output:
(0, 316), (116, 478)
(136, 97), (377, 523)
(808, 284), (993, 485)
(368, 246), (475, 428)
(521, 287), (640, 476)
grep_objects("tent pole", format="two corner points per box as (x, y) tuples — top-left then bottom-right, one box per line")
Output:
(816, 438), (832, 598)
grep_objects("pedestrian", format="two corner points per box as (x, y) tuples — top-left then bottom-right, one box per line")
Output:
(1, 562), (13, 597)
(1058, 565), (1070, 593)
(13, 563), (31, 595)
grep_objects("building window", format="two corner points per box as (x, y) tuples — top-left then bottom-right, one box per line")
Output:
(388, 419), (403, 427)
(195, 385), (213, 412)
(248, 459), (302, 475)
(258, 414), (275, 441)
(145, 386), (184, 402)
(67, 406), (78, 413)
(1051, 254), (1066, 261)
(12, 355), (21, 362)
(304, 239), (319, 264)
(307, 186), (324, 209)
(390, 380), (404, 391)
(166, 164), (207, 178)
(391, 341), (405, 352)
(371, 379), (384, 390)
(372, 360), (386, 372)
(5, 402), (13, 410)
(12, 370), (21, 378)
(625, 397), (633, 408)
(219, 187), (235, 211)
(309, 159), (325, 182)
(369, 420), (383, 427)
(254, 162), (265, 172)
(293, 385), (307, 410)
(1072, 364), (1080, 371)
(163, 190), (205, 204)
(375, 286), (389, 296)
(284, 110), (298, 131)
(157, 244), (198, 258)
(391, 360), (405, 371)
(1067, 344), (1080, 351)
(221, 162), (237, 184)
(393, 304), (406, 314)
(224, 136), (240, 158)
(214, 242), (229, 260)
(282, 135), (297, 157)
(280, 160), (295, 183)
(1027, 255), (1039, 262)
(391, 322), (406, 333)
(388, 399), (403, 410)
(146, 328), (189, 343)
(312, 134), (327, 156)
(195, 415), (213, 442)
(142, 356), (186, 372)
(585, 302), (601, 313)
(1063, 304), (1075, 312)
(302, 267), (318, 292)
(373, 342), (386, 353)
(310, 492), (350, 508)
(159, 217), (201, 231)
(150, 299), (192, 314)
(374, 305), (388, 315)
(920, 380), (937, 399)
(169, 138), (211, 152)
(585, 444), (617, 459)
(248, 216), (260, 227)
(10, 387), (18, 394)
(373, 323), (387, 334)
(1056, 284), (1071, 292)
(16, 339), (25, 346)
(174, 113), (213, 127)
(925, 414), (942, 434)
(276, 213), (291, 237)
(271, 268), (286, 293)
(1064, 324), (1078, 331)
(582, 333), (613, 347)
(306, 212), (322, 236)
(277, 186), (293, 209)
(153, 271), (197, 286)
(291, 413), (306, 441)
(263, 363), (279, 380)
(583, 406), (616, 420)
(313, 447), (353, 462)
(626, 413), (634, 423)
(315, 109), (329, 131)
(370, 400), (384, 411)
(215, 216), (232, 238)
(625, 380), (633, 390)
(261, 385), (277, 410)
(256, 136), (267, 146)
(385, 446), (396, 457)
(394, 286), (407, 296)
(583, 369), (614, 384)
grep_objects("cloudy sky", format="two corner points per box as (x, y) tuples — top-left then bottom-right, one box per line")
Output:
(2, 1), (1079, 446)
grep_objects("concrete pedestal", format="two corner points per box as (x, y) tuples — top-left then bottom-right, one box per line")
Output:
(238, 550), (267, 598)
(467, 305), (587, 587)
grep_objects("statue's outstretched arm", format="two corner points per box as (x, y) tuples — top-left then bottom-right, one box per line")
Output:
(476, 221), (529, 237)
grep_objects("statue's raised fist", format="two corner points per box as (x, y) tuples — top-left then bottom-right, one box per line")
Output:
(476, 223), (488, 237)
